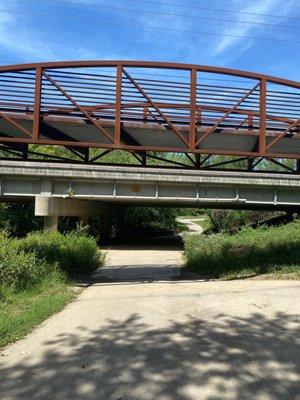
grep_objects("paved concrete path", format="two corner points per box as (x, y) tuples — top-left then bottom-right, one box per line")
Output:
(1, 238), (300, 400)
(94, 238), (182, 282)
(176, 216), (204, 235)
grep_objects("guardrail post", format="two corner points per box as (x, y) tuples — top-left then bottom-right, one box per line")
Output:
(259, 78), (266, 155)
(115, 64), (122, 145)
(189, 68), (197, 150)
(33, 67), (42, 141)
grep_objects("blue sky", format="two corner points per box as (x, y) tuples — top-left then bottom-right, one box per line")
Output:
(0, 0), (300, 80)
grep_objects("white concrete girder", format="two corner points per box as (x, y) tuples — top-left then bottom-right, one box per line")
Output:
(0, 161), (299, 210)
(35, 196), (113, 217)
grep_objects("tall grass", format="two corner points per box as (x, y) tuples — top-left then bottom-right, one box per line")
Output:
(0, 231), (104, 290)
(18, 231), (104, 275)
(0, 273), (76, 348)
(0, 230), (104, 348)
(184, 221), (300, 278)
(0, 233), (51, 290)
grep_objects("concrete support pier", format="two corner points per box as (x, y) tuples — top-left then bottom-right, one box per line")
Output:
(43, 216), (58, 232)
(35, 196), (113, 241)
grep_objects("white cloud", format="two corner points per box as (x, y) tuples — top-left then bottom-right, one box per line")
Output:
(0, 0), (112, 63)
(214, 0), (297, 55)
(0, 0), (299, 69)
(128, 0), (300, 67)
(0, 1), (54, 61)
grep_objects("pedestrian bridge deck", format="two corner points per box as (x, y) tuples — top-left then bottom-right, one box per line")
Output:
(0, 61), (299, 166)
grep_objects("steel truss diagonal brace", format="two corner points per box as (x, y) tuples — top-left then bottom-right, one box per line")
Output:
(122, 68), (189, 148)
(196, 81), (260, 147)
(42, 71), (114, 143)
(0, 112), (32, 138)
(266, 117), (300, 151)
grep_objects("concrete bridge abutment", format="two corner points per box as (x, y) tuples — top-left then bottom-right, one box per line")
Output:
(35, 196), (113, 240)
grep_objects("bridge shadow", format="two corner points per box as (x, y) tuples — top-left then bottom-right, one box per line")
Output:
(104, 233), (184, 251)
(92, 264), (182, 283)
(90, 233), (185, 284)
(0, 312), (299, 399)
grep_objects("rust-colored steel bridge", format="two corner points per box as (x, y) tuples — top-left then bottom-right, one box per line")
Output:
(0, 60), (299, 172)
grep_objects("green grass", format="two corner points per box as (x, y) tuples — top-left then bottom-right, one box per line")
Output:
(219, 265), (300, 280)
(18, 231), (104, 275)
(0, 230), (104, 348)
(0, 273), (76, 348)
(184, 220), (300, 280)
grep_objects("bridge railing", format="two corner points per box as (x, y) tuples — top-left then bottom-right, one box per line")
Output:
(0, 61), (299, 160)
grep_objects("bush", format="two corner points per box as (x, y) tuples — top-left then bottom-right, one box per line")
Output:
(0, 230), (103, 291)
(0, 233), (51, 290)
(208, 209), (283, 234)
(112, 207), (180, 236)
(0, 203), (42, 237)
(0, 229), (103, 348)
(18, 231), (104, 274)
(184, 221), (300, 277)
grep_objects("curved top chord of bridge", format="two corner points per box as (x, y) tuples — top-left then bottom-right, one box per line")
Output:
(0, 60), (299, 168)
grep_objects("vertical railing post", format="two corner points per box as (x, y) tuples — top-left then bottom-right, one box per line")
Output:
(115, 64), (122, 146)
(197, 107), (202, 126)
(189, 68), (197, 151)
(248, 113), (253, 133)
(143, 106), (148, 121)
(33, 67), (42, 141)
(259, 78), (266, 155)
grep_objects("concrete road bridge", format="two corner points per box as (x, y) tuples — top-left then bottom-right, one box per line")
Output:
(0, 60), (299, 231)
(0, 160), (299, 232)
